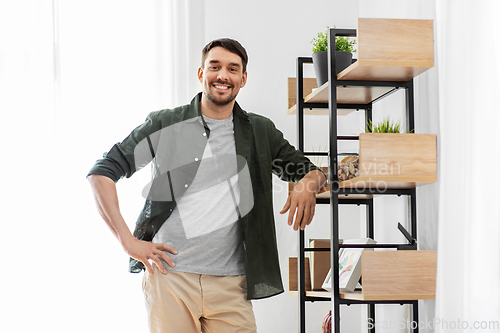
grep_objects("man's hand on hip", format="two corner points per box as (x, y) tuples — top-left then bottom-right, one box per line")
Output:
(123, 238), (177, 275)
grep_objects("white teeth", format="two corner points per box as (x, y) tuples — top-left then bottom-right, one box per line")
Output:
(215, 85), (229, 90)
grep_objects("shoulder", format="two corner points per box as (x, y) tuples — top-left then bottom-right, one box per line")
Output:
(245, 111), (277, 129)
(145, 104), (192, 126)
(236, 109), (282, 142)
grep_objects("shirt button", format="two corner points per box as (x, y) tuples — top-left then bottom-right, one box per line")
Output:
(202, 132), (207, 137)
(195, 158), (199, 162)
(184, 184), (188, 188)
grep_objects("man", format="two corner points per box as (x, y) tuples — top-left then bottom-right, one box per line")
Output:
(87, 38), (326, 333)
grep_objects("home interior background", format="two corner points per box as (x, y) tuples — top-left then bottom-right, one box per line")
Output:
(1, 1), (499, 332)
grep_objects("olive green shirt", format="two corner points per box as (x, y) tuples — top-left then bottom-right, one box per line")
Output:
(88, 93), (320, 300)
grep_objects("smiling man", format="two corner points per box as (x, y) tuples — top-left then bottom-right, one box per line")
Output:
(199, 45), (246, 111)
(87, 38), (326, 333)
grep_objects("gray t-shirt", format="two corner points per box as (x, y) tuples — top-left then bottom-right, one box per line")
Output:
(152, 114), (245, 276)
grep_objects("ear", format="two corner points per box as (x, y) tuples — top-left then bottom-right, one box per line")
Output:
(240, 71), (248, 88)
(197, 67), (204, 83)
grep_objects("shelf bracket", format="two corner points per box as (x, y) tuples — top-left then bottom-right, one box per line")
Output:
(398, 222), (416, 245)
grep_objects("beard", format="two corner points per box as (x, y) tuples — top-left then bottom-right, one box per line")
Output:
(204, 80), (237, 106)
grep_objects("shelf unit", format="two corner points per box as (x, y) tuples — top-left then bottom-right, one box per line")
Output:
(291, 18), (436, 333)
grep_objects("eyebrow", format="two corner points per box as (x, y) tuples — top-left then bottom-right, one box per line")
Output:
(208, 60), (241, 68)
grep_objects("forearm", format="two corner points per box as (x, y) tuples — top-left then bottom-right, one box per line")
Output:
(87, 174), (135, 249)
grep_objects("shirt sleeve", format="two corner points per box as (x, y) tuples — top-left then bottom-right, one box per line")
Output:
(268, 121), (325, 183)
(87, 112), (160, 182)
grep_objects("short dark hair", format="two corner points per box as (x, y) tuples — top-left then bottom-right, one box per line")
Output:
(201, 38), (248, 73)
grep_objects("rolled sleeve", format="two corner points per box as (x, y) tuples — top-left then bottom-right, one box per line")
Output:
(269, 122), (320, 183)
(87, 112), (160, 182)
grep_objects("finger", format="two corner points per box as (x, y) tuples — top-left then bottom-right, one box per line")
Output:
(307, 204), (316, 226)
(157, 243), (178, 255)
(280, 197), (291, 214)
(144, 260), (154, 275)
(300, 205), (311, 230)
(293, 204), (304, 231)
(150, 254), (168, 274)
(155, 250), (176, 268)
(287, 201), (297, 226)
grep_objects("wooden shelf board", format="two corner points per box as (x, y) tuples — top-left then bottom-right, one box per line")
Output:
(304, 81), (395, 106)
(288, 291), (330, 298)
(287, 104), (354, 116)
(316, 190), (373, 200)
(337, 60), (433, 82)
(341, 291), (435, 301)
(287, 77), (395, 115)
(336, 18), (434, 82)
(289, 290), (435, 301)
(339, 176), (436, 190)
(290, 183), (373, 200)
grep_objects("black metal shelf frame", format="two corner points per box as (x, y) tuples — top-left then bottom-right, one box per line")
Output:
(295, 27), (419, 333)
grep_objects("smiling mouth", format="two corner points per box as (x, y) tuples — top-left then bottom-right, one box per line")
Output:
(212, 81), (233, 93)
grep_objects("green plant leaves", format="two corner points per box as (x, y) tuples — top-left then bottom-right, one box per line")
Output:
(365, 118), (412, 133)
(311, 26), (357, 54)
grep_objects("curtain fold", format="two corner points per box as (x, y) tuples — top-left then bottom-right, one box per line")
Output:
(435, 1), (500, 332)
(155, 0), (204, 108)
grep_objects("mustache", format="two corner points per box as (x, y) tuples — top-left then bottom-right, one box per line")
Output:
(211, 80), (234, 88)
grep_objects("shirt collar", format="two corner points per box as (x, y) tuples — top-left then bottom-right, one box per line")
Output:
(185, 92), (250, 123)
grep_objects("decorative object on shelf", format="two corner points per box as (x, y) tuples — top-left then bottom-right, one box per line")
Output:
(337, 155), (359, 182)
(322, 310), (332, 333)
(311, 26), (356, 87)
(322, 238), (376, 293)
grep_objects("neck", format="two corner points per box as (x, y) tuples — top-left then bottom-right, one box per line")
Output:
(200, 94), (235, 120)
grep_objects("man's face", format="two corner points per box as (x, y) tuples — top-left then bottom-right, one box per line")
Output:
(198, 47), (247, 107)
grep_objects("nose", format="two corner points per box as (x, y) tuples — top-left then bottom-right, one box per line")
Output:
(217, 67), (229, 81)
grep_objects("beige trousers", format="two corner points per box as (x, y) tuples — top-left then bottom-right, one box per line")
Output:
(142, 268), (257, 333)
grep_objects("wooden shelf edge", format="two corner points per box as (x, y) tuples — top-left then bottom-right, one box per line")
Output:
(339, 176), (437, 189)
(288, 291), (330, 297)
(287, 104), (354, 116)
(337, 60), (434, 82)
(290, 184), (374, 200)
(289, 290), (435, 301)
(316, 189), (373, 200)
(304, 82), (328, 103)
(341, 290), (435, 301)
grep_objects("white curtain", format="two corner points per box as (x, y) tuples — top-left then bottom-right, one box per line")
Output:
(435, 1), (500, 332)
(0, 1), (203, 332)
(154, 0), (205, 108)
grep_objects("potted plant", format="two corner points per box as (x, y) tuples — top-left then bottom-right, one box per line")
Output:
(311, 26), (356, 87)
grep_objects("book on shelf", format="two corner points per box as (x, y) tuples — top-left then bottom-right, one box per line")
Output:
(309, 238), (344, 291)
(322, 238), (376, 293)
